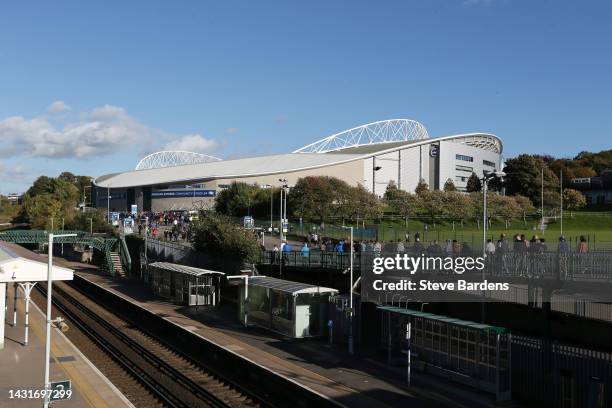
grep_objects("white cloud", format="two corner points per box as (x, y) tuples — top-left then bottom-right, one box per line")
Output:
(0, 103), (220, 161)
(0, 104), (161, 159)
(163, 134), (218, 154)
(225, 127), (239, 135)
(46, 100), (71, 114)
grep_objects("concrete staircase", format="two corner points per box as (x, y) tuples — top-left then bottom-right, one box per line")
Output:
(110, 251), (127, 278)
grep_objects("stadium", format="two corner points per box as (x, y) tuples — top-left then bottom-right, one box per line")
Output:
(92, 119), (503, 212)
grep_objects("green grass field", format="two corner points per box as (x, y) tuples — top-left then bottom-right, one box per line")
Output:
(376, 212), (612, 247)
(281, 211), (612, 249)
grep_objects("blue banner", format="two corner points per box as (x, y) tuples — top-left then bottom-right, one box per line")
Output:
(151, 190), (216, 198)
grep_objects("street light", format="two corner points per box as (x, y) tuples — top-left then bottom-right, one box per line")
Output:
(342, 225), (354, 355)
(480, 170), (505, 324)
(278, 179), (288, 243)
(82, 185), (92, 209)
(44, 233), (76, 408)
(107, 185), (111, 224)
(482, 170), (506, 258)
(260, 184), (273, 231)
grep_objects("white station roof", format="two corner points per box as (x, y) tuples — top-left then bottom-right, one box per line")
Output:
(0, 241), (74, 283)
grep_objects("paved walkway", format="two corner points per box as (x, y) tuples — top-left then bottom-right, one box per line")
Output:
(0, 283), (133, 408)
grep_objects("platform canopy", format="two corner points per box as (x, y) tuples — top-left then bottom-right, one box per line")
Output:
(148, 261), (225, 276)
(0, 241), (73, 283)
(248, 276), (338, 295)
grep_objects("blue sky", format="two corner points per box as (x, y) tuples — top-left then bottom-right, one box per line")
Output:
(1, 0), (611, 194)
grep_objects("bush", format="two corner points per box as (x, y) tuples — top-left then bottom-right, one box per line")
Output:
(190, 211), (260, 265)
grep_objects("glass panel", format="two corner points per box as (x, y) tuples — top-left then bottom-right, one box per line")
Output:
(271, 291), (294, 336)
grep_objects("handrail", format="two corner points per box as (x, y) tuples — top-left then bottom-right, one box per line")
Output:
(119, 236), (132, 275)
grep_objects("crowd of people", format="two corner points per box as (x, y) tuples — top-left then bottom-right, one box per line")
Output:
(127, 210), (194, 242)
(272, 231), (591, 257)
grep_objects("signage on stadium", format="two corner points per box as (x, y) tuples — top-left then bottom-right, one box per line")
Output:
(151, 190), (216, 198)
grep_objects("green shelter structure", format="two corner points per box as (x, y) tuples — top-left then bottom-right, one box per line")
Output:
(238, 276), (338, 338)
(378, 305), (511, 401)
(148, 262), (224, 307)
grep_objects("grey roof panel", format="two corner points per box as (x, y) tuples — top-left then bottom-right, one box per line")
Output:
(248, 276), (338, 295)
(377, 305), (507, 333)
(149, 261), (225, 276)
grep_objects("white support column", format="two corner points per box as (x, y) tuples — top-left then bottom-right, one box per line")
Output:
(12, 282), (18, 326)
(0, 283), (5, 350)
(18, 282), (36, 346)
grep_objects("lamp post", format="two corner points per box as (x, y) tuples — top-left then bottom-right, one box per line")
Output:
(143, 216), (149, 281)
(278, 179), (288, 243)
(44, 233), (76, 408)
(342, 226), (354, 355)
(560, 169), (564, 236)
(267, 185), (273, 231)
(82, 185), (92, 209)
(107, 185), (111, 224)
(481, 171), (505, 323)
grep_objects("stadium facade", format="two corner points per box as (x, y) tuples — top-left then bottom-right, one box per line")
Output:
(92, 119), (503, 212)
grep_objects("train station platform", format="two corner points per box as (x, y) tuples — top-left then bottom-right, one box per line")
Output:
(1, 283), (133, 408)
(69, 263), (507, 408)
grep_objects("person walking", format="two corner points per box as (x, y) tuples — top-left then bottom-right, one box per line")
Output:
(485, 239), (496, 256)
(578, 236), (588, 253)
(557, 236), (569, 253)
(272, 244), (279, 264)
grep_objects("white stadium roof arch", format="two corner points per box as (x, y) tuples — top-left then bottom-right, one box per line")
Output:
(293, 119), (429, 154)
(135, 150), (222, 170)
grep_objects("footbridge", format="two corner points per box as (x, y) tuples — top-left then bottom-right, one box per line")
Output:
(0, 230), (130, 277)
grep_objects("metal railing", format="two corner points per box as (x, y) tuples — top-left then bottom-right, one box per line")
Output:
(0, 229), (119, 274)
(259, 249), (612, 281)
(119, 236), (132, 275)
(259, 250), (360, 271)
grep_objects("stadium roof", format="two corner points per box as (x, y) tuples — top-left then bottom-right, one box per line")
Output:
(94, 131), (502, 189)
(95, 152), (364, 188)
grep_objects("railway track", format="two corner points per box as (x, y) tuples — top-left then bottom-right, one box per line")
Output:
(35, 282), (261, 408)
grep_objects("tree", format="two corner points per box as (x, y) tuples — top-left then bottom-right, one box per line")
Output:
(502, 154), (559, 205)
(415, 179), (429, 195)
(443, 179), (457, 192)
(383, 187), (422, 219)
(419, 190), (445, 224)
(563, 189), (587, 210)
(215, 182), (251, 216)
(466, 173), (482, 192)
(347, 184), (384, 221)
(69, 209), (113, 233)
(190, 212), (260, 265)
(488, 194), (522, 227)
(513, 194), (536, 214)
(287, 176), (351, 223)
(441, 191), (473, 223)
(22, 194), (63, 229)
